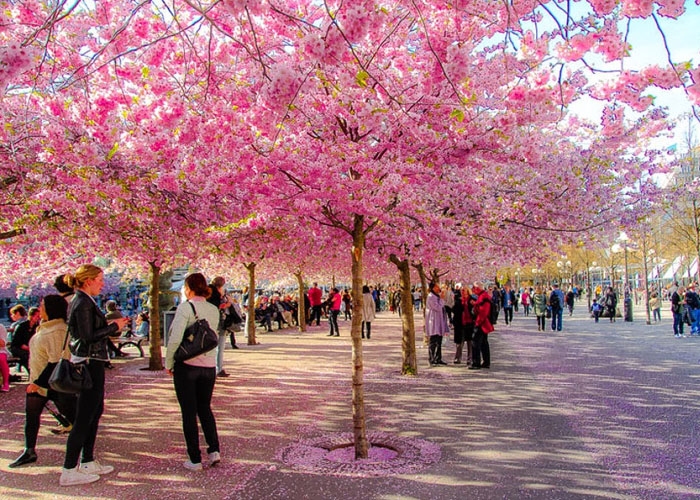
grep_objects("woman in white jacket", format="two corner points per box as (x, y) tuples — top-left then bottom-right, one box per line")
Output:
(166, 273), (222, 471)
(361, 285), (376, 339)
(9, 295), (76, 468)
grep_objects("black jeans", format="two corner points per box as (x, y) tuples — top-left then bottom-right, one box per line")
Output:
(536, 314), (546, 330)
(64, 360), (105, 468)
(429, 335), (443, 364)
(328, 310), (340, 335)
(504, 307), (513, 324)
(310, 305), (322, 326)
(362, 321), (371, 338)
(173, 363), (219, 464)
(25, 391), (76, 449)
(673, 311), (684, 335)
(472, 327), (490, 367)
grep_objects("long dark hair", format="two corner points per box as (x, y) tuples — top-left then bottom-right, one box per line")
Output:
(43, 294), (68, 321)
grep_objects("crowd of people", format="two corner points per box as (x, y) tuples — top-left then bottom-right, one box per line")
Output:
(4, 266), (698, 487)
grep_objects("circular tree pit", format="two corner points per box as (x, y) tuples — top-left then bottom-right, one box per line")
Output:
(277, 431), (441, 477)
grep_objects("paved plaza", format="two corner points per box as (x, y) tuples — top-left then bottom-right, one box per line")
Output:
(1, 301), (699, 499)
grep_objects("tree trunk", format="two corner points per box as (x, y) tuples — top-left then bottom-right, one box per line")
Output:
(643, 247), (652, 325)
(294, 271), (307, 332)
(147, 261), (163, 370)
(389, 253), (417, 375)
(351, 215), (369, 459)
(244, 262), (258, 345)
(412, 261), (429, 344)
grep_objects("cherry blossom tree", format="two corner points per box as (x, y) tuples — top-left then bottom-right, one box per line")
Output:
(1, 0), (699, 461)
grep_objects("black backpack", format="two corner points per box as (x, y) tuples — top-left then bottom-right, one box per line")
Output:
(488, 296), (499, 325)
(549, 292), (560, 310)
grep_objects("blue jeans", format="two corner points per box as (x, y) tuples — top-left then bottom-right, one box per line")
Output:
(691, 308), (700, 334)
(673, 311), (684, 335)
(551, 308), (563, 331)
(328, 310), (340, 335)
(216, 333), (226, 373)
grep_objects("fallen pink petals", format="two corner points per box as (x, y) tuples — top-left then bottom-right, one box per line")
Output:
(277, 431), (441, 477)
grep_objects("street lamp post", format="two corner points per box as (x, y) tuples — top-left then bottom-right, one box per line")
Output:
(619, 232), (632, 322)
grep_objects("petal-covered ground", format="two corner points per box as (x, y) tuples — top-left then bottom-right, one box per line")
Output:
(1, 306), (699, 499)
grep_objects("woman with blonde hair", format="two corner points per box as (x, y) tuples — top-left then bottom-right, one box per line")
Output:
(60, 265), (129, 487)
(532, 285), (548, 332)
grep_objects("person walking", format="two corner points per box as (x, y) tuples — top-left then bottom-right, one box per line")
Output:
(521, 288), (531, 317)
(502, 284), (515, 325)
(649, 292), (661, 323)
(60, 265), (129, 487)
(361, 285), (375, 339)
(683, 284), (700, 335)
(671, 286), (685, 337)
(0, 323), (10, 392)
(532, 285), (547, 331)
(565, 288), (575, 316)
(326, 288), (342, 337)
(425, 282), (450, 366)
(166, 273), (222, 471)
(604, 287), (618, 323)
(342, 289), (353, 321)
(549, 284), (565, 332)
(9, 295), (77, 469)
(308, 283), (323, 326)
(207, 276), (230, 377)
(591, 299), (602, 323)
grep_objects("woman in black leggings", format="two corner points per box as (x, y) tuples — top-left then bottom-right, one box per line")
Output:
(9, 295), (76, 468)
(60, 265), (129, 487)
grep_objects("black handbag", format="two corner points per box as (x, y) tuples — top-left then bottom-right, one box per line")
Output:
(173, 302), (219, 362)
(49, 331), (93, 394)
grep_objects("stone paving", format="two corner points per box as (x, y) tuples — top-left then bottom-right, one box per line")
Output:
(1, 301), (699, 499)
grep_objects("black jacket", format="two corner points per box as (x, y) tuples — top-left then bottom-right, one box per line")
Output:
(9, 319), (30, 358)
(68, 290), (120, 361)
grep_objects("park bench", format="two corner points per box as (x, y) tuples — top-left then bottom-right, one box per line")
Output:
(115, 335), (148, 357)
(5, 356), (27, 382)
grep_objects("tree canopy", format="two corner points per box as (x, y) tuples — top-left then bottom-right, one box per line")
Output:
(0, 0), (698, 284)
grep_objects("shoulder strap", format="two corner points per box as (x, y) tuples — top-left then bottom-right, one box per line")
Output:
(188, 301), (200, 319)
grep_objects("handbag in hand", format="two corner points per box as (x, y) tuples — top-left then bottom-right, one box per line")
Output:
(173, 301), (219, 362)
(49, 330), (93, 394)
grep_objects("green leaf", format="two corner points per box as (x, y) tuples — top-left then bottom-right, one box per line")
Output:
(107, 142), (119, 160)
(450, 109), (465, 122)
(356, 70), (369, 88)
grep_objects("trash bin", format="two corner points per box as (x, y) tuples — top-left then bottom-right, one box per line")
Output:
(624, 297), (633, 322)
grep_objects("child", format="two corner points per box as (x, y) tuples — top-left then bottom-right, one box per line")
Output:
(591, 299), (602, 323)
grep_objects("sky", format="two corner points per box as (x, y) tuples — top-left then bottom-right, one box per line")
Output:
(568, 2), (700, 152)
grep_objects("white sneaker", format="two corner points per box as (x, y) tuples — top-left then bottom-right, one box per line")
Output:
(60, 466), (100, 486)
(80, 460), (114, 475)
(183, 460), (203, 471)
(208, 451), (221, 465)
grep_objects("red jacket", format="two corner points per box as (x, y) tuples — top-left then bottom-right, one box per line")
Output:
(308, 286), (323, 307)
(474, 290), (494, 334)
(329, 291), (342, 311)
(462, 293), (475, 325)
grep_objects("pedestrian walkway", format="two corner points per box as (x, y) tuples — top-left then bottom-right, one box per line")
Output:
(1, 302), (699, 499)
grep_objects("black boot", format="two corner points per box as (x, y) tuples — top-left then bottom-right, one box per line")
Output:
(9, 448), (37, 468)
